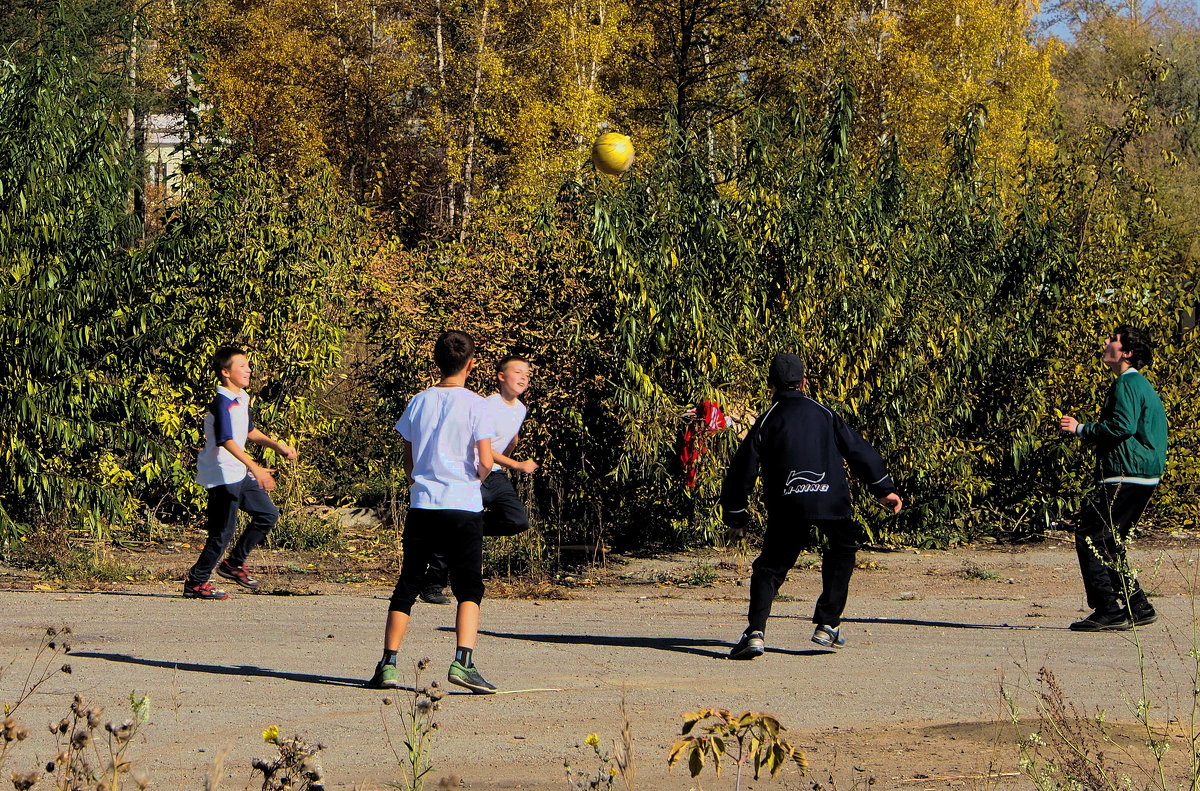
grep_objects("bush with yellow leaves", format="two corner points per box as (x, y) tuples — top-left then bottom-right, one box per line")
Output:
(668, 708), (806, 791)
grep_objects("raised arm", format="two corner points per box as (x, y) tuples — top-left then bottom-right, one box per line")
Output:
(247, 428), (297, 460)
(490, 435), (539, 474)
(1073, 380), (1139, 444)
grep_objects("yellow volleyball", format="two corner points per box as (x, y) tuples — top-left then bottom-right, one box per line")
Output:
(591, 132), (635, 176)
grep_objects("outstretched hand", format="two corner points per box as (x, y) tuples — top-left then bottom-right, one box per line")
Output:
(1058, 416), (1079, 434)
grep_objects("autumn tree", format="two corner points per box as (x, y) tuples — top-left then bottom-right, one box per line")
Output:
(757, 0), (1060, 184)
(413, 0), (642, 239)
(181, 0), (425, 206)
(1049, 0), (1200, 257)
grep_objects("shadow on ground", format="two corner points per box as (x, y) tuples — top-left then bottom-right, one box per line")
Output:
(454, 627), (832, 659)
(69, 651), (369, 688)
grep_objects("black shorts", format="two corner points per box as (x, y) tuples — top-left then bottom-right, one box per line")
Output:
(388, 508), (484, 612)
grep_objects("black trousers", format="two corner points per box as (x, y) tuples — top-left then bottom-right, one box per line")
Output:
(1075, 482), (1156, 615)
(424, 473), (529, 588)
(187, 475), (279, 585)
(390, 508), (484, 613)
(481, 473), (530, 536)
(747, 515), (862, 632)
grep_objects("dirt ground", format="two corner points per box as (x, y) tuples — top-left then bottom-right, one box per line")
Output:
(3, 534), (1200, 791)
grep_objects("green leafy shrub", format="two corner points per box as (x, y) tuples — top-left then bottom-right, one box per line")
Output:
(0, 8), (161, 547)
(269, 512), (342, 552)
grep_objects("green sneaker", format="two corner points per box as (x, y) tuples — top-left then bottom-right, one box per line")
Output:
(448, 660), (497, 694)
(366, 662), (400, 689)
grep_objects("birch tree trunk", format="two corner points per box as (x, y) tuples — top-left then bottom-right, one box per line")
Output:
(127, 14), (146, 235)
(458, 0), (490, 243)
(436, 0), (454, 225)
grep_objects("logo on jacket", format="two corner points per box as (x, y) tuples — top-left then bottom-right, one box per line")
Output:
(784, 470), (829, 495)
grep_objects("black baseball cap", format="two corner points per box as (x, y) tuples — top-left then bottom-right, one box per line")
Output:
(767, 353), (805, 389)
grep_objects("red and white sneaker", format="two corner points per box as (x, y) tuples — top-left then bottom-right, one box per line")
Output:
(216, 560), (261, 591)
(183, 581), (230, 600)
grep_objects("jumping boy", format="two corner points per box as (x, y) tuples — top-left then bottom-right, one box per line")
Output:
(185, 346), (297, 600)
(368, 330), (498, 692)
(1058, 324), (1167, 631)
(721, 352), (902, 658)
(419, 355), (539, 603)
(481, 355), (539, 535)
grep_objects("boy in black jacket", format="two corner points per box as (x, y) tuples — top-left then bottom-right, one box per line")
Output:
(721, 353), (903, 658)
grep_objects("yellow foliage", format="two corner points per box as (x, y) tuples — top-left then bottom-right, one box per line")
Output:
(163, 0), (1061, 221)
(880, 0), (1060, 177)
(762, 0), (1060, 190)
(189, 0), (425, 191)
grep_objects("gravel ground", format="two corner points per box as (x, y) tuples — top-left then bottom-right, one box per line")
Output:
(2, 539), (1199, 790)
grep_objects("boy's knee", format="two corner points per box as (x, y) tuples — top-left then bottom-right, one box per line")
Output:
(253, 504), (280, 528)
(825, 540), (857, 558)
(449, 573), (485, 604)
(388, 588), (418, 613)
(750, 560), (789, 583)
(1075, 523), (1111, 546)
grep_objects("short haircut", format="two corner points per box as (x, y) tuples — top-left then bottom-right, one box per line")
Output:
(433, 330), (475, 376)
(1115, 324), (1154, 368)
(496, 355), (531, 373)
(211, 346), (247, 378)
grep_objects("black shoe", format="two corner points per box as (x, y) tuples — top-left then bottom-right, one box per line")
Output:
(1069, 610), (1132, 632)
(1131, 608), (1158, 627)
(420, 586), (451, 605)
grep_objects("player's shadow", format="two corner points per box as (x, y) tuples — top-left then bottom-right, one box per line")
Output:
(841, 616), (1056, 630)
(68, 651), (368, 688)
(25, 590), (181, 599)
(19, 589), (319, 599)
(451, 627), (829, 659)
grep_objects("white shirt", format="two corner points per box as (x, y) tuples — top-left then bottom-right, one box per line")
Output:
(197, 386), (253, 488)
(484, 393), (527, 471)
(395, 386), (496, 511)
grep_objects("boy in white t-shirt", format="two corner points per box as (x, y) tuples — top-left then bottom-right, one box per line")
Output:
(420, 356), (539, 602)
(481, 356), (538, 533)
(368, 331), (498, 693)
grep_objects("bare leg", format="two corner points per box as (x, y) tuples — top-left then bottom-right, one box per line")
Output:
(384, 610), (410, 651)
(455, 601), (479, 649)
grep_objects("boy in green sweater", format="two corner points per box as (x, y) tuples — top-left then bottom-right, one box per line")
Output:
(1058, 324), (1168, 631)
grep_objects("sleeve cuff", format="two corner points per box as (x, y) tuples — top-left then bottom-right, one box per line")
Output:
(867, 474), (896, 497)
